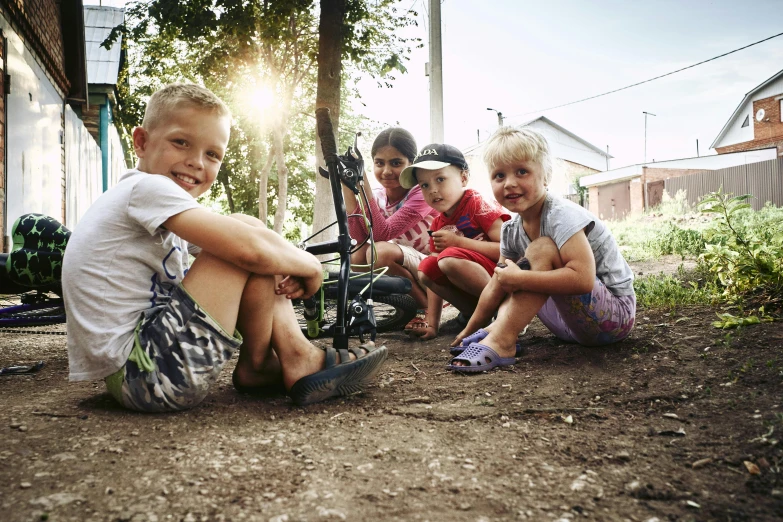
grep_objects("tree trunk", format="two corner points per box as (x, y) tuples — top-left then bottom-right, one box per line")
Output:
(257, 143), (274, 224)
(311, 0), (345, 244)
(272, 124), (289, 234)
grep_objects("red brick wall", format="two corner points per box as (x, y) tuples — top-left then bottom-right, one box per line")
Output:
(643, 167), (710, 183)
(1, 0), (69, 94)
(716, 94), (783, 157)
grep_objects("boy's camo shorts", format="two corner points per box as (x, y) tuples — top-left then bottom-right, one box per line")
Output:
(109, 284), (242, 412)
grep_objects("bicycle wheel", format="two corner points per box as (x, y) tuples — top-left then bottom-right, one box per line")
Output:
(372, 294), (417, 333)
(293, 293), (417, 338)
(0, 292), (66, 329)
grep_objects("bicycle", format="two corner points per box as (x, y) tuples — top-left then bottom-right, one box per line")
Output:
(0, 214), (70, 335)
(293, 108), (418, 347)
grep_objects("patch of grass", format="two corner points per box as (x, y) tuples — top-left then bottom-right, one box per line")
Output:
(633, 273), (717, 311)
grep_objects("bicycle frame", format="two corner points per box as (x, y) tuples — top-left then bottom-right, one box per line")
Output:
(299, 108), (361, 351)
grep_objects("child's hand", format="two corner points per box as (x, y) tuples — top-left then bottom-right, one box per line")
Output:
(430, 229), (462, 252)
(277, 269), (323, 300)
(494, 261), (523, 293)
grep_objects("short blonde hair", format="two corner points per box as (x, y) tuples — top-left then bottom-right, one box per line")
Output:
(483, 127), (553, 186)
(141, 83), (231, 131)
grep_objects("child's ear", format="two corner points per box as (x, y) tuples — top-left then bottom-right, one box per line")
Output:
(461, 170), (469, 186)
(132, 127), (149, 157)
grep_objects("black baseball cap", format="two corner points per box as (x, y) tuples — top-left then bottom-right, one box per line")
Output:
(399, 143), (469, 189)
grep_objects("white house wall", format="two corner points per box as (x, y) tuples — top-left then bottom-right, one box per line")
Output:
(2, 16), (64, 229)
(64, 105), (102, 227)
(526, 120), (608, 171)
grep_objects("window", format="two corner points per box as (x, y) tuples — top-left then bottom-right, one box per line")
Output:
(741, 115), (749, 128)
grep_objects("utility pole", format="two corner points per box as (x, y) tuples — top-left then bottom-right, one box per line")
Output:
(428, 0), (444, 142)
(487, 107), (504, 127)
(606, 145), (609, 171)
(696, 139), (700, 157)
(643, 111), (656, 165)
(642, 111), (656, 212)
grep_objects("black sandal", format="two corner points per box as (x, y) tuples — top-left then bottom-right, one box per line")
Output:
(289, 344), (387, 406)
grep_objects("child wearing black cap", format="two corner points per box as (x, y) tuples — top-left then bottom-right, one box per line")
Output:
(399, 144), (510, 340)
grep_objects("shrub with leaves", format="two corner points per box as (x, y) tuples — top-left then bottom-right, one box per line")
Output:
(698, 188), (783, 306)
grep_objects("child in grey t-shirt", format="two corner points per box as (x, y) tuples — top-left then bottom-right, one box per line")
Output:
(448, 127), (636, 372)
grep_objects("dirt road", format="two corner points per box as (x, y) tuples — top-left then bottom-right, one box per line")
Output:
(1, 273), (781, 521)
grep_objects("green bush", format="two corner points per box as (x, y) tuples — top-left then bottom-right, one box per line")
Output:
(699, 190), (783, 305)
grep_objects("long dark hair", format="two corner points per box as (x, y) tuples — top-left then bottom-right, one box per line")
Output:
(371, 127), (417, 163)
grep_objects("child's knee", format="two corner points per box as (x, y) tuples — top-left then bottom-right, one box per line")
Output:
(525, 237), (561, 268)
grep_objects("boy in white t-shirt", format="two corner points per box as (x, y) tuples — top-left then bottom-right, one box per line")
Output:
(63, 83), (386, 412)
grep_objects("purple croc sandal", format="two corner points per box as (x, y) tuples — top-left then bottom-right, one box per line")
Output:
(450, 328), (524, 357)
(447, 342), (517, 373)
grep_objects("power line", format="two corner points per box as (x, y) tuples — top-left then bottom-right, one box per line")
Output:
(505, 31), (783, 121)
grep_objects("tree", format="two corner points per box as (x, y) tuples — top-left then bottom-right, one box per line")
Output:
(109, 0), (420, 237)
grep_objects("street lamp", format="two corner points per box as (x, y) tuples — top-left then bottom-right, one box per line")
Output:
(487, 107), (504, 127)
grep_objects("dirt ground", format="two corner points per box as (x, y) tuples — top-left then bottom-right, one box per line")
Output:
(1, 256), (781, 522)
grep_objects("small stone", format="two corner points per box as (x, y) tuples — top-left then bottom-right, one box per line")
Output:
(662, 413), (679, 419)
(771, 489), (782, 497)
(757, 457), (770, 469)
(624, 480), (641, 493)
(105, 487), (114, 495)
(458, 503), (471, 511)
(20, 482), (32, 489)
(692, 458), (712, 469)
(743, 461), (761, 475)
(18, 425), (28, 432)
(462, 464), (476, 471)
(616, 451), (631, 461)
(686, 500), (701, 509)
(563, 415), (573, 424)
(9, 420), (21, 429)
(130, 430), (139, 436)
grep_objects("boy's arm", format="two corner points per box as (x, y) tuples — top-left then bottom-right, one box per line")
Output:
(431, 218), (504, 260)
(164, 208), (323, 293)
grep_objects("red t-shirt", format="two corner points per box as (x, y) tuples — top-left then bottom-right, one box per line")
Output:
(429, 189), (510, 252)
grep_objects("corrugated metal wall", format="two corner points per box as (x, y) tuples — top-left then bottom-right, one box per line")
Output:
(665, 158), (783, 210)
(64, 105), (102, 227)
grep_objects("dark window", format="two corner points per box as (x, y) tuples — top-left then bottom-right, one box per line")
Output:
(741, 115), (749, 128)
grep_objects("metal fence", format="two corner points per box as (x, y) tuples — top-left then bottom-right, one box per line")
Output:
(664, 158), (783, 210)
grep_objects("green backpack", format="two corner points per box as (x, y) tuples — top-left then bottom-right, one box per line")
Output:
(6, 214), (71, 288)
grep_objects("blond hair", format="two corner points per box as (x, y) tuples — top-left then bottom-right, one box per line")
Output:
(483, 127), (553, 186)
(141, 83), (231, 131)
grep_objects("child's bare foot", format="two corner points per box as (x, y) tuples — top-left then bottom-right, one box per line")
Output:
(406, 320), (438, 340)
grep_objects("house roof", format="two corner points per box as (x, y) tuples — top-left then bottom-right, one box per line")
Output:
(463, 116), (612, 158)
(84, 6), (125, 86)
(710, 68), (783, 149)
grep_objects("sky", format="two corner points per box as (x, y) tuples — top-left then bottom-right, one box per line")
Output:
(88, 0), (783, 171)
(353, 0), (783, 170)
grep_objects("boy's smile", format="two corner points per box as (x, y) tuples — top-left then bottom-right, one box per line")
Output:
(133, 105), (231, 198)
(416, 165), (468, 217)
(491, 159), (547, 218)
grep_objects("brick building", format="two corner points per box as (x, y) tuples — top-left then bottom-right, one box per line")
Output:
(0, 0), (88, 250)
(711, 69), (783, 157)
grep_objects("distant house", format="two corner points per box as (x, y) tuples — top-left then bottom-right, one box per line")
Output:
(463, 116), (611, 201)
(0, 0), (89, 250)
(711, 69), (783, 157)
(579, 148), (778, 220)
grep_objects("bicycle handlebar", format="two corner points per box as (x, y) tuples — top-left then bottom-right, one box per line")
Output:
(316, 108), (338, 162)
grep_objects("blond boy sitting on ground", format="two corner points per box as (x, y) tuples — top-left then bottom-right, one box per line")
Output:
(63, 84), (386, 412)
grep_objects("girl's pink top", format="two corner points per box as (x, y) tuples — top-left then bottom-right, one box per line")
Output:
(348, 185), (438, 255)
